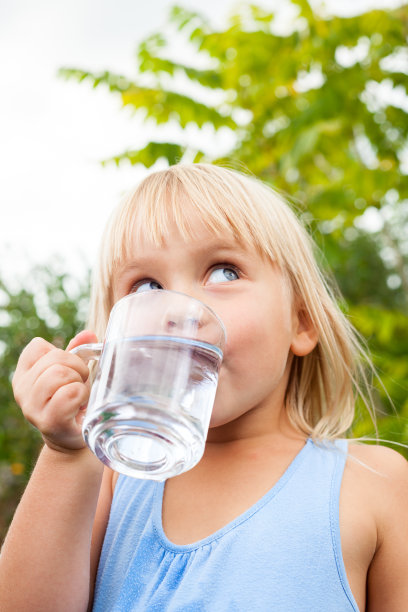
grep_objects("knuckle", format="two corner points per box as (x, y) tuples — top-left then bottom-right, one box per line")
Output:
(50, 362), (70, 381)
(38, 404), (66, 434)
(52, 381), (85, 407)
(27, 337), (51, 354)
(38, 415), (58, 438)
(64, 382), (84, 402)
(17, 337), (54, 374)
(23, 337), (42, 353)
(69, 354), (90, 380)
(49, 347), (67, 362)
(30, 336), (47, 347)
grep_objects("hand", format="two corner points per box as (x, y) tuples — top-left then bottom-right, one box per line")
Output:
(12, 330), (98, 453)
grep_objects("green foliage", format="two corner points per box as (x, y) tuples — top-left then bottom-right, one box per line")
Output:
(0, 267), (89, 543)
(103, 142), (188, 168)
(58, 0), (408, 451)
(59, 3), (408, 263)
(59, 67), (236, 130)
(4, 0), (407, 546)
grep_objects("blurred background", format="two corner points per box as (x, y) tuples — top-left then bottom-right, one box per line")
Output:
(1, 0), (407, 543)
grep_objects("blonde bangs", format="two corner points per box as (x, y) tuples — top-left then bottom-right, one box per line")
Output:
(105, 164), (289, 268)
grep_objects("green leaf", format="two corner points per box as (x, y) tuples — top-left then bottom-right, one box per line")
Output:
(102, 142), (186, 167)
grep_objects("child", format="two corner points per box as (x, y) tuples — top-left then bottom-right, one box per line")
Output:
(1, 163), (407, 611)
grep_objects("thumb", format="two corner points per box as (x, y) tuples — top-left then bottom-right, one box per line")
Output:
(66, 330), (99, 352)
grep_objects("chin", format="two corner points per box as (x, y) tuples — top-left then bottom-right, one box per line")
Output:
(208, 409), (241, 430)
(208, 414), (228, 429)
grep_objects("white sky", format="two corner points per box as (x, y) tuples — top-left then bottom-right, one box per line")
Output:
(0, 0), (403, 288)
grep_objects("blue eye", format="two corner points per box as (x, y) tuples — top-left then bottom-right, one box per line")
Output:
(208, 267), (239, 284)
(131, 280), (163, 293)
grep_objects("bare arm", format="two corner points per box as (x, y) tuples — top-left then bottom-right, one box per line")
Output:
(0, 446), (104, 612)
(365, 446), (408, 611)
(0, 333), (111, 612)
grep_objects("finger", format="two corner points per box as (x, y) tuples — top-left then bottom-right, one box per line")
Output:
(31, 362), (87, 411)
(30, 348), (90, 385)
(15, 337), (56, 374)
(13, 348), (90, 408)
(66, 330), (99, 352)
(40, 381), (90, 436)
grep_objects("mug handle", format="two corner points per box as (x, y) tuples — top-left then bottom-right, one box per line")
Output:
(70, 342), (103, 363)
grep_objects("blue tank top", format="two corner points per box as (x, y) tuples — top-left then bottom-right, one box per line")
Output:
(92, 438), (359, 611)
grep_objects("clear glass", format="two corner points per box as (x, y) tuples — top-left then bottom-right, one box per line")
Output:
(71, 290), (226, 481)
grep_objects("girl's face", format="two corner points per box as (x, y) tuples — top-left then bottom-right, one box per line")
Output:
(112, 212), (317, 437)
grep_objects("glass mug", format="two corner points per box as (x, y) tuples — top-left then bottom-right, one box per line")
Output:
(71, 290), (226, 480)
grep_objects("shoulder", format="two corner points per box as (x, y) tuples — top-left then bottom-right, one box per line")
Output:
(339, 442), (408, 551)
(345, 442), (408, 515)
(345, 444), (408, 612)
(346, 442), (408, 503)
(348, 441), (408, 473)
(341, 442), (408, 555)
(345, 443), (408, 611)
(343, 443), (408, 612)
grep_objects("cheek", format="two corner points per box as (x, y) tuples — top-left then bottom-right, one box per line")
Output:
(220, 310), (251, 362)
(221, 304), (293, 374)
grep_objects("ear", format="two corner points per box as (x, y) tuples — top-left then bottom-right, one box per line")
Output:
(290, 308), (318, 357)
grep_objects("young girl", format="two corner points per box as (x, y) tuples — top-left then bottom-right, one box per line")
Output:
(1, 164), (407, 611)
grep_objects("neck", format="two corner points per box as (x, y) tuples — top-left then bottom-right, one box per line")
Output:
(206, 401), (305, 447)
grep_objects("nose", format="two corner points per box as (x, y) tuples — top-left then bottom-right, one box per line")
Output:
(163, 302), (204, 336)
(166, 316), (201, 330)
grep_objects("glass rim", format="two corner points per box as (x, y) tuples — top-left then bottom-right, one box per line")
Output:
(111, 289), (227, 342)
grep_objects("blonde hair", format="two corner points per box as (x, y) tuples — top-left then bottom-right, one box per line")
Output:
(88, 163), (375, 441)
